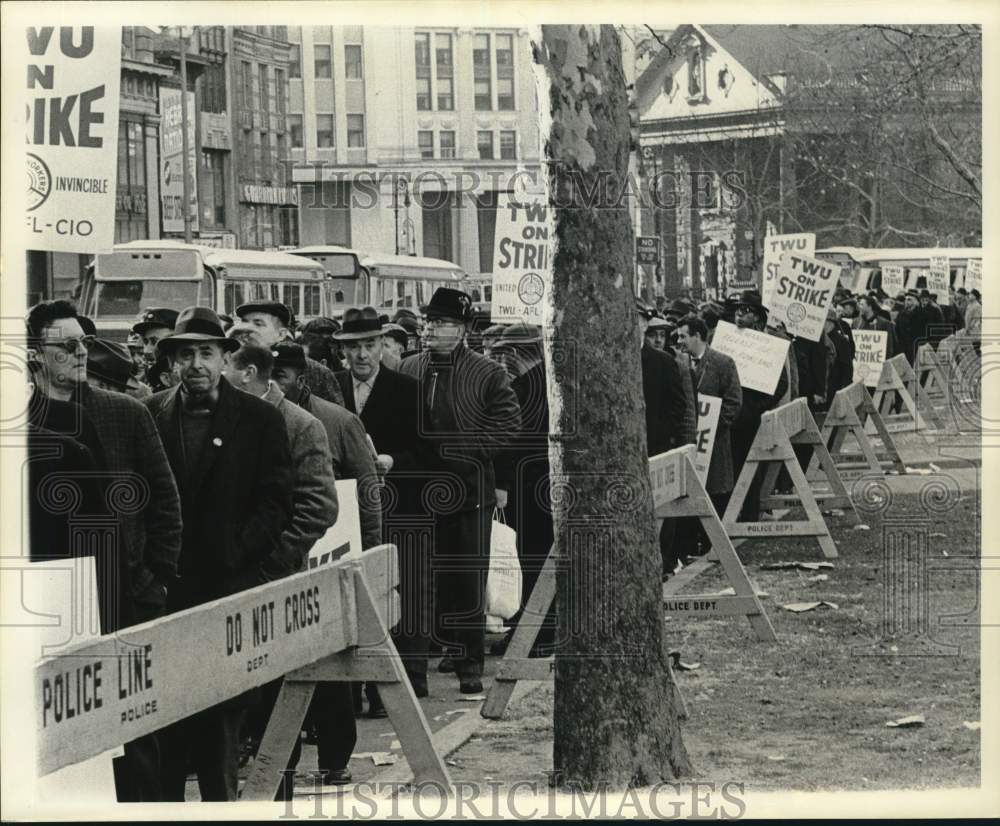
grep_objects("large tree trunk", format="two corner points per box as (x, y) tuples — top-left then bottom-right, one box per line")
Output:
(536, 24), (692, 789)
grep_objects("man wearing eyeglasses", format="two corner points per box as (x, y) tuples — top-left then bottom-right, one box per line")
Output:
(399, 288), (521, 695)
(25, 299), (182, 802)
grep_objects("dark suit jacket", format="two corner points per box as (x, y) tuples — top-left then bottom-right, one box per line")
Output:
(145, 377), (293, 609)
(71, 383), (182, 609)
(641, 343), (686, 457)
(693, 348), (743, 494)
(401, 345), (521, 511)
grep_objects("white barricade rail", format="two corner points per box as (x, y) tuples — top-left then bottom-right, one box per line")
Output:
(808, 382), (906, 483)
(481, 446), (776, 721)
(723, 398), (856, 560)
(33, 545), (452, 799)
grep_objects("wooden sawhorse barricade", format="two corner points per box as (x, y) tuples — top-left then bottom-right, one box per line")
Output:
(913, 343), (954, 430)
(32, 545), (451, 800)
(481, 445), (775, 720)
(724, 397), (857, 559)
(809, 381), (906, 483)
(870, 354), (939, 433)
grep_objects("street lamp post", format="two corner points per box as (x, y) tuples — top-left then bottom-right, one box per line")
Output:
(178, 26), (195, 243)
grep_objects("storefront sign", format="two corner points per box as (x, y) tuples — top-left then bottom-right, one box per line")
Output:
(241, 185), (299, 206)
(159, 87), (199, 234)
(24, 26), (122, 252)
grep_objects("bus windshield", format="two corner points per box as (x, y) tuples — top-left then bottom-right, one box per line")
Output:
(93, 278), (208, 319)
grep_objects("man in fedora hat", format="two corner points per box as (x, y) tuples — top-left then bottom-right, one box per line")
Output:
(25, 299), (182, 802)
(87, 338), (151, 399)
(132, 307), (179, 368)
(333, 307), (431, 699)
(399, 287), (521, 694)
(145, 306), (294, 801)
(236, 300), (345, 405)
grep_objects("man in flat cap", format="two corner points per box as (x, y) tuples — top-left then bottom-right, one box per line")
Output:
(146, 306), (293, 801)
(400, 287), (521, 694)
(236, 301), (345, 405)
(133, 307), (179, 369)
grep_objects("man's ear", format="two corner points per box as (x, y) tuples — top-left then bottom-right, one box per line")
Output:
(296, 372), (306, 389)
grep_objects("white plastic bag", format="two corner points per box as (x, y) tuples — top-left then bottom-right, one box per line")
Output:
(485, 509), (522, 620)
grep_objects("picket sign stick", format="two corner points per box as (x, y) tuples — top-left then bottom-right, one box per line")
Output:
(481, 446), (776, 721)
(724, 398), (846, 559)
(33, 545), (452, 796)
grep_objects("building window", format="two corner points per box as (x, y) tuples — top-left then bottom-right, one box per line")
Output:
(259, 131), (271, 179)
(500, 130), (516, 160)
(279, 206), (299, 248)
(201, 149), (226, 227)
(439, 130), (455, 159)
(289, 114), (303, 148)
(688, 45), (704, 98)
(289, 43), (301, 78)
(202, 62), (227, 114)
(477, 131), (494, 160)
(241, 60), (254, 110)
(315, 44), (332, 78)
(435, 33), (454, 110)
(497, 33), (514, 109)
(316, 114), (334, 148)
(274, 68), (286, 113)
(345, 44), (363, 79)
(415, 33), (431, 110)
(259, 64), (269, 111)
(418, 130), (434, 159)
(473, 33), (491, 111)
(347, 114), (365, 148)
(422, 191), (454, 262)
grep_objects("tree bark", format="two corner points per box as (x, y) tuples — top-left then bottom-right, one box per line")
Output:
(536, 24), (691, 790)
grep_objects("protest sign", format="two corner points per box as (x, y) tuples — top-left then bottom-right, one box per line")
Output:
(965, 259), (982, 294)
(308, 480), (362, 567)
(159, 87), (200, 234)
(492, 192), (552, 325)
(24, 26), (122, 252)
(928, 255), (950, 304)
(761, 233), (815, 306)
(852, 330), (888, 388)
(768, 253), (839, 341)
(882, 265), (905, 295)
(693, 394), (722, 485)
(712, 320), (790, 395)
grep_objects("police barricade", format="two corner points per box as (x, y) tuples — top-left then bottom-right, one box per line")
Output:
(914, 343), (953, 430)
(808, 381), (906, 483)
(33, 544), (452, 800)
(723, 398), (857, 560)
(869, 354), (932, 433)
(481, 446), (775, 720)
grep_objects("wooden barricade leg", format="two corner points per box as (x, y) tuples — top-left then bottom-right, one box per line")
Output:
(858, 386), (907, 475)
(243, 566), (450, 799)
(725, 404), (840, 559)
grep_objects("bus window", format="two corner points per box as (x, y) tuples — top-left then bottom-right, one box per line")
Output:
(95, 279), (201, 318)
(198, 272), (214, 308)
(334, 289), (344, 303)
(224, 281), (246, 314)
(282, 283), (302, 315)
(304, 284), (321, 316)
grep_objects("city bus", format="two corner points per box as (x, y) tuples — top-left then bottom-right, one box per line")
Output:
(290, 246), (471, 315)
(815, 247), (982, 293)
(80, 241), (330, 340)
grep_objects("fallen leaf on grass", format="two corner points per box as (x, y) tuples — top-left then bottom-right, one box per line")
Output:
(714, 586), (770, 597)
(885, 714), (925, 728)
(761, 561), (834, 572)
(458, 695), (487, 702)
(389, 740), (401, 750)
(905, 466), (932, 475)
(929, 462), (941, 473)
(767, 754), (786, 761)
(930, 532), (947, 538)
(444, 708), (470, 716)
(782, 601), (839, 613)
(352, 752), (398, 766)
(446, 760), (460, 767)
(854, 524), (871, 531)
(806, 574), (829, 582)
(962, 721), (981, 731)
(826, 509), (846, 517)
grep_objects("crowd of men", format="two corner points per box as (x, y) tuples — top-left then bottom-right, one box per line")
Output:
(24, 269), (979, 801)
